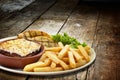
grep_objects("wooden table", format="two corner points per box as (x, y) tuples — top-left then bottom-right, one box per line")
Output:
(0, 0), (120, 80)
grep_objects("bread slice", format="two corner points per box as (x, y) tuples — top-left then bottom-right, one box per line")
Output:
(0, 38), (41, 57)
(17, 30), (51, 38)
(17, 30), (58, 47)
(27, 36), (58, 47)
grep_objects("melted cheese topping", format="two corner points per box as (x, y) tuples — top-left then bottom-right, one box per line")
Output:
(0, 38), (41, 57)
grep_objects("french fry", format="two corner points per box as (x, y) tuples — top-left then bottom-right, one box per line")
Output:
(58, 45), (70, 59)
(62, 58), (69, 63)
(45, 52), (60, 64)
(38, 53), (47, 61)
(84, 46), (91, 54)
(34, 67), (63, 72)
(59, 60), (69, 70)
(23, 61), (47, 72)
(70, 48), (82, 62)
(73, 49), (84, 57)
(51, 67), (63, 71)
(34, 67), (51, 72)
(23, 41), (91, 72)
(78, 45), (90, 62)
(58, 42), (64, 48)
(76, 60), (87, 67)
(45, 47), (62, 52)
(73, 49), (80, 53)
(50, 62), (56, 68)
(68, 51), (76, 68)
(44, 58), (51, 66)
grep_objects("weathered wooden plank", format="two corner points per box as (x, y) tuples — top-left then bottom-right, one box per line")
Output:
(0, 0), (56, 39)
(0, 70), (26, 80)
(29, 74), (76, 80)
(27, 19), (65, 35)
(59, 5), (99, 80)
(28, 74), (76, 80)
(86, 8), (120, 80)
(0, 0), (35, 21)
(0, 0), (56, 79)
(117, 58), (120, 80)
(0, 0), (11, 20)
(40, 0), (78, 19)
(27, 0), (79, 80)
(0, 0), (35, 12)
(76, 70), (87, 80)
(27, 0), (79, 34)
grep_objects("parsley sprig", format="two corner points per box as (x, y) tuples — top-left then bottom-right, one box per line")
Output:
(52, 33), (87, 48)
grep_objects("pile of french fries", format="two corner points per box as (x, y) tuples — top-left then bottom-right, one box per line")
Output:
(23, 42), (91, 72)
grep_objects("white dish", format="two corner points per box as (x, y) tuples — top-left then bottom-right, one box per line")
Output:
(0, 36), (96, 76)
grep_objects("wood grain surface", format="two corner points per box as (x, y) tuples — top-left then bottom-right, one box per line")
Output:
(87, 8), (120, 80)
(0, 0), (120, 80)
(0, 0), (56, 38)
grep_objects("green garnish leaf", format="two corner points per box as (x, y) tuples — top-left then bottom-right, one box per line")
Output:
(81, 42), (87, 47)
(52, 33), (87, 48)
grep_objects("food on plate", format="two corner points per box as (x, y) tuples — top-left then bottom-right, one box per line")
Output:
(58, 42), (64, 48)
(52, 33), (87, 48)
(26, 36), (58, 47)
(69, 48), (82, 62)
(0, 30), (91, 72)
(58, 45), (70, 59)
(78, 45), (90, 62)
(23, 42), (91, 72)
(0, 38), (41, 57)
(17, 30), (58, 47)
(34, 67), (63, 72)
(0, 38), (44, 68)
(18, 30), (51, 38)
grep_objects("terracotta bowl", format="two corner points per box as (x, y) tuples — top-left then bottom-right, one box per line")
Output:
(0, 37), (44, 69)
